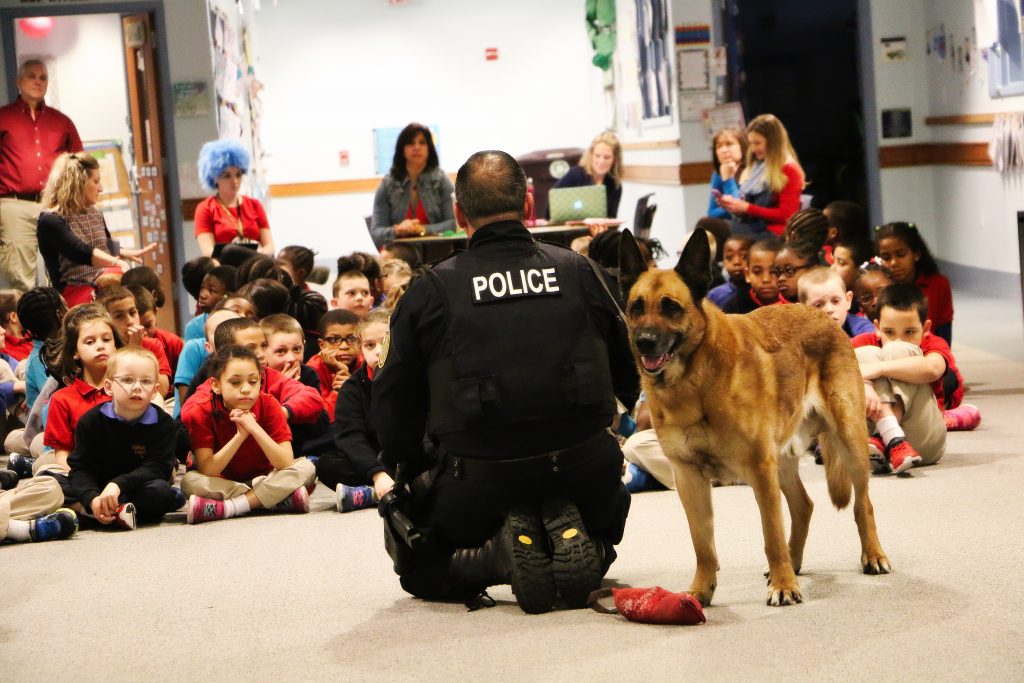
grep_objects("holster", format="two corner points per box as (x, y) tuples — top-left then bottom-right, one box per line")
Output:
(378, 460), (444, 574)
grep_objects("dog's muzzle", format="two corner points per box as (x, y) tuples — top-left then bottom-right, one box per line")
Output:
(633, 329), (681, 375)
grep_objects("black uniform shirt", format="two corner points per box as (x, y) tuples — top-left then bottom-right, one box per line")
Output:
(372, 220), (638, 471)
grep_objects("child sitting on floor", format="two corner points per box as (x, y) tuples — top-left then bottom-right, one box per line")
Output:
(853, 262), (894, 323)
(68, 348), (184, 530)
(315, 309), (395, 512)
(851, 284), (976, 475)
(331, 270), (373, 318)
(180, 345), (316, 524)
(0, 474), (77, 544)
(0, 290), (34, 362)
(306, 309), (361, 414)
(797, 267), (874, 337)
(707, 235), (752, 308)
(184, 266), (238, 341)
(97, 286), (172, 398)
(830, 238), (871, 309)
(721, 237), (785, 313)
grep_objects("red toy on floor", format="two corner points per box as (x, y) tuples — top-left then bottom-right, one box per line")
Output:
(589, 586), (706, 625)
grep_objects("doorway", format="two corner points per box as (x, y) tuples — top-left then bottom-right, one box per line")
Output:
(2, 3), (183, 332)
(723, 0), (867, 212)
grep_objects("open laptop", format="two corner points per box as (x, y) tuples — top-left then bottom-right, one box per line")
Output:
(548, 185), (608, 223)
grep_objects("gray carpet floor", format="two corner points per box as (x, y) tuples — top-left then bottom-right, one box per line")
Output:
(2, 342), (1022, 681)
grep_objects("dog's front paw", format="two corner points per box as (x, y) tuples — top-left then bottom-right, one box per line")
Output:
(863, 554), (892, 575)
(766, 582), (802, 606)
(687, 584), (716, 607)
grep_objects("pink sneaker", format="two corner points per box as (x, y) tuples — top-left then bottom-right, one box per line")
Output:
(944, 404), (981, 431)
(113, 502), (137, 530)
(886, 438), (922, 474)
(272, 486), (310, 514)
(186, 495), (226, 524)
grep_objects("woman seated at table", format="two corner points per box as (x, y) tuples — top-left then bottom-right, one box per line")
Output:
(37, 153), (155, 305)
(370, 123), (455, 247)
(550, 131), (624, 219)
(194, 139), (275, 260)
(715, 114), (804, 236)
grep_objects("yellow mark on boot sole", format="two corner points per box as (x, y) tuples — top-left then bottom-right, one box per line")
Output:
(518, 535), (533, 545)
(563, 528), (579, 540)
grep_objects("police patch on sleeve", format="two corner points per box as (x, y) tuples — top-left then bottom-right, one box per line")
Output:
(378, 329), (390, 368)
(471, 267), (561, 304)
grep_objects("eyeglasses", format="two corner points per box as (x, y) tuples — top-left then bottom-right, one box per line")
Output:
(770, 263), (812, 278)
(113, 376), (157, 391)
(322, 334), (359, 347)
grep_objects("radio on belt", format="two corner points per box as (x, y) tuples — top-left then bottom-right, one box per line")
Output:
(472, 267), (560, 303)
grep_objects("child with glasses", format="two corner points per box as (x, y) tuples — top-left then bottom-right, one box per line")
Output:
(306, 309), (361, 415)
(68, 348), (184, 529)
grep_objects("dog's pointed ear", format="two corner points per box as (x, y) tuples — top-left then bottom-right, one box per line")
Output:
(674, 229), (713, 302)
(618, 229), (648, 300)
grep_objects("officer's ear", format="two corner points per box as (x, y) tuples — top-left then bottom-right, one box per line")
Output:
(618, 229), (648, 300)
(522, 191), (535, 221)
(453, 201), (471, 230)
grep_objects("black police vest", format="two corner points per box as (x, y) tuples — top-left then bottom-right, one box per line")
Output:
(426, 241), (616, 435)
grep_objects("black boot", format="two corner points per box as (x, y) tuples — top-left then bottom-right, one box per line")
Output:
(449, 505), (556, 614)
(541, 497), (603, 608)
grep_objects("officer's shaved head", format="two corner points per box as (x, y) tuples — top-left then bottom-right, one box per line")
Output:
(455, 150), (527, 223)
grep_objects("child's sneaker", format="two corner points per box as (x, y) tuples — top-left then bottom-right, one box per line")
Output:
(29, 508), (79, 541)
(273, 486), (310, 514)
(868, 436), (890, 474)
(0, 468), (18, 490)
(7, 453), (34, 479)
(336, 484), (377, 512)
(186, 495), (226, 524)
(886, 438), (922, 474)
(113, 502), (137, 530)
(944, 403), (981, 431)
(171, 487), (186, 510)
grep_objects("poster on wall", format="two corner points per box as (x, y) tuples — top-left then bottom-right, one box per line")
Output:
(700, 102), (745, 143)
(881, 108), (912, 138)
(880, 36), (907, 62)
(636, 0), (674, 126)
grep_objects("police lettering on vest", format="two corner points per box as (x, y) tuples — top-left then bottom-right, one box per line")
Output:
(471, 267), (560, 303)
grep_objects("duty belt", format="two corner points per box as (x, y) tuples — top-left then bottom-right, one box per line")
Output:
(444, 430), (609, 481)
(0, 192), (42, 202)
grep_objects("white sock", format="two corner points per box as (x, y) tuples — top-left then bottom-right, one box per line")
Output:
(876, 415), (905, 446)
(6, 519), (30, 542)
(224, 495), (251, 519)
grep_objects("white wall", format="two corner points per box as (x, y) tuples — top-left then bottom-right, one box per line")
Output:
(250, 0), (608, 261)
(869, 0), (1024, 275)
(13, 14), (132, 156)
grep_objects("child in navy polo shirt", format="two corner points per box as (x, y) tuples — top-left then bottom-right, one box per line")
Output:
(180, 345), (315, 524)
(68, 348), (184, 529)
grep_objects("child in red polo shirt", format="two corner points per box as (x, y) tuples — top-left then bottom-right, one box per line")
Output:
(0, 289), (34, 362)
(128, 285), (183, 377)
(97, 285), (173, 398)
(180, 345), (315, 524)
(306, 309), (360, 414)
(852, 284), (973, 475)
(40, 304), (123, 511)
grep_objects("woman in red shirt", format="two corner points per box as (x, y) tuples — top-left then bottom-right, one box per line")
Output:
(194, 139), (275, 261)
(717, 114), (805, 237)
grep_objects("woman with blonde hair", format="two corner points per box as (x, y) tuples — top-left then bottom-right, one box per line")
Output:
(36, 153), (155, 305)
(551, 130), (624, 217)
(716, 114), (804, 236)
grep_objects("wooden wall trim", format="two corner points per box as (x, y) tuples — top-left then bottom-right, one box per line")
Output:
(878, 142), (991, 168)
(271, 178), (382, 198)
(679, 161), (715, 185)
(621, 139), (681, 151)
(925, 113), (997, 126)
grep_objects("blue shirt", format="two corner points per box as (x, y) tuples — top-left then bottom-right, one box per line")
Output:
(707, 171), (740, 219)
(25, 340), (48, 411)
(707, 280), (740, 309)
(183, 313), (208, 342)
(843, 313), (875, 338)
(173, 338), (209, 417)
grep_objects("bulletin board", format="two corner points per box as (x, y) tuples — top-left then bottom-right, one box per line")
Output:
(84, 140), (140, 250)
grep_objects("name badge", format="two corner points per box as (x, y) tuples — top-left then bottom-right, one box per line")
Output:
(471, 267), (560, 303)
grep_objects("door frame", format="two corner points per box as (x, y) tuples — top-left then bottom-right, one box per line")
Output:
(1, 1), (185, 322)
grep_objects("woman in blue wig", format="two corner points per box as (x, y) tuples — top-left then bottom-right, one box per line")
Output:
(194, 139), (275, 260)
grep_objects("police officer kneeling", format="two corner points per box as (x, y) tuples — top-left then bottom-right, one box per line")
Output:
(372, 150), (639, 612)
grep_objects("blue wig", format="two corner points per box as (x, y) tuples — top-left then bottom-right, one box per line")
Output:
(198, 139), (250, 191)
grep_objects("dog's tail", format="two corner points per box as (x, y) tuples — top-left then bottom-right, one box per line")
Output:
(821, 434), (853, 510)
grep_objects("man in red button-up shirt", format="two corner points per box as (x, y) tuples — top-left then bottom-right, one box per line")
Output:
(0, 59), (82, 290)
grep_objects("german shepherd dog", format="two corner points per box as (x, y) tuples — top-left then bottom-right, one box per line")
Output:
(617, 229), (890, 606)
